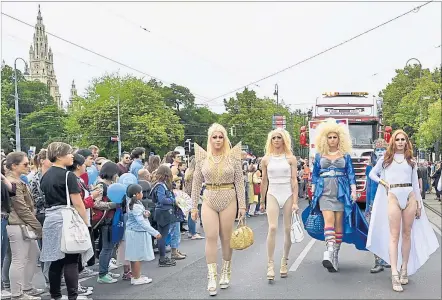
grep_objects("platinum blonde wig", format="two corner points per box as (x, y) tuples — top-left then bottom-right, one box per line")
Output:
(265, 128), (293, 156)
(314, 118), (352, 155)
(207, 123), (231, 157)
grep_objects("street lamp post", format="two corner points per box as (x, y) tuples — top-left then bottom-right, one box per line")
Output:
(404, 58), (423, 161)
(14, 57), (29, 152)
(274, 84), (279, 106)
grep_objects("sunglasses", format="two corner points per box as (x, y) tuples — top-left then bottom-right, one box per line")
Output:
(328, 136), (338, 140)
(395, 138), (406, 142)
(272, 136), (282, 140)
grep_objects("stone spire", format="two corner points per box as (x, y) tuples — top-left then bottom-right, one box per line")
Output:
(26, 5), (62, 108)
(69, 80), (78, 106)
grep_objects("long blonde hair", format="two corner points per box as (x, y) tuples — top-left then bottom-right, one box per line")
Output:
(264, 128), (293, 156)
(314, 118), (352, 155)
(206, 123), (231, 158)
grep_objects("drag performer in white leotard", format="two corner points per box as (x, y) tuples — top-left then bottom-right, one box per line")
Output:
(366, 130), (439, 292)
(260, 128), (298, 282)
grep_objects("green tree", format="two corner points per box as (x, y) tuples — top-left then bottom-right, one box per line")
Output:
(416, 100), (442, 150)
(220, 88), (293, 156)
(1, 64), (63, 152)
(66, 74), (185, 159)
(380, 66), (440, 148)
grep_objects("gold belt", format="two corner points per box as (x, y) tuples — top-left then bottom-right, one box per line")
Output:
(390, 183), (412, 188)
(205, 183), (234, 191)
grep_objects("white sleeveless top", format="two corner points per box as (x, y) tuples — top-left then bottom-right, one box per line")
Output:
(267, 155), (291, 185)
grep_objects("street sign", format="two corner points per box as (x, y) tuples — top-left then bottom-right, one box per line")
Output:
(272, 115), (286, 129)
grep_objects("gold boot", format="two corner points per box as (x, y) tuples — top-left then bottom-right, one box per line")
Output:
(219, 260), (231, 289)
(399, 268), (408, 285)
(280, 257), (288, 278)
(267, 261), (275, 281)
(207, 263), (218, 296)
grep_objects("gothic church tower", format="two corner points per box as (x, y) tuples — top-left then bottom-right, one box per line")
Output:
(26, 5), (62, 108)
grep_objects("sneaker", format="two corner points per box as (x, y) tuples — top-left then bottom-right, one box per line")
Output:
(79, 268), (99, 278)
(131, 277), (152, 285)
(61, 296), (90, 300)
(108, 272), (120, 278)
(122, 272), (132, 281)
(1, 290), (11, 300)
(23, 288), (45, 296)
(13, 294), (41, 300)
(78, 285), (93, 296)
(97, 274), (117, 284)
(108, 258), (118, 270)
(158, 257), (176, 267)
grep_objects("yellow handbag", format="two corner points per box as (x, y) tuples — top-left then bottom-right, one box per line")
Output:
(230, 219), (254, 250)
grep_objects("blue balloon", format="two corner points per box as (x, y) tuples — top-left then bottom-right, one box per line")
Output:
(86, 165), (99, 185)
(118, 173), (138, 186)
(107, 183), (127, 203)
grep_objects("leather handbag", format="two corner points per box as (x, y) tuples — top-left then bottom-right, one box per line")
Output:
(305, 208), (325, 235)
(60, 171), (92, 254)
(230, 219), (254, 250)
(290, 212), (304, 243)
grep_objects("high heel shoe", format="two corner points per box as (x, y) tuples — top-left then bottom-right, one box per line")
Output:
(207, 263), (218, 296)
(280, 257), (288, 278)
(219, 260), (231, 289)
(392, 274), (403, 292)
(267, 261), (275, 281)
(399, 268), (408, 285)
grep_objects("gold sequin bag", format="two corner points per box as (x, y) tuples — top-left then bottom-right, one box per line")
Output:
(230, 219), (254, 250)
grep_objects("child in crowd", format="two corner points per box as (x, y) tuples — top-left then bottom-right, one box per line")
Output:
(125, 184), (161, 285)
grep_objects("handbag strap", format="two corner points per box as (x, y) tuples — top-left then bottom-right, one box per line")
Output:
(65, 171), (71, 209)
(236, 218), (246, 228)
(291, 211), (300, 224)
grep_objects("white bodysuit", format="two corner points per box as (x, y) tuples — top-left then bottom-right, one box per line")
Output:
(366, 154), (439, 275)
(267, 155), (292, 208)
(369, 154), (421, 209)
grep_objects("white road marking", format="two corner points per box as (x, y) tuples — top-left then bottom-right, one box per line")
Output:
(289, 238), (316, 272)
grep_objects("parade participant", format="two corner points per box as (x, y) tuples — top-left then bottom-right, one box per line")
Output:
(259, 128), (299, 281)
(302, 118), (368, 272)
(191, 123), (246, 296)
(367, 130), (439, 292)
(365, 139), (391, 273)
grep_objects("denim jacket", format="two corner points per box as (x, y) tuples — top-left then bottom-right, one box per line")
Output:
(126, 201), (159, 236)
(152, 183), (175, 211)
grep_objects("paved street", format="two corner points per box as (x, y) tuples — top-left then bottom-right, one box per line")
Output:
(34, 198), (441, 299)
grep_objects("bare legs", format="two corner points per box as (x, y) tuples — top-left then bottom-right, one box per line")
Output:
(387, 192), (417, 291)
(201, 200), (238, 295)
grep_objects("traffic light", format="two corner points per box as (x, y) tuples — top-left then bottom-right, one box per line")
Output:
(184, 139), (194, 154)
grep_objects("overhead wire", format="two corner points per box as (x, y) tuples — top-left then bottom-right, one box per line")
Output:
(1, 11), (212, 102)
(201, 0), (435, 105)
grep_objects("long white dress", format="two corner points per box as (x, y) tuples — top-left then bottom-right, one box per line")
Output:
(366, 154), (439, 275)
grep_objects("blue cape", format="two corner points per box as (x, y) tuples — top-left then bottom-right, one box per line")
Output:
(302, 153), (369, 251)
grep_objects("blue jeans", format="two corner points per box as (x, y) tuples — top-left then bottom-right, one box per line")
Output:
(169, 222), (181, 249)
(188, 212), (196, 236)
(1, 218), (8, 269)
(98, 225), (116, 277)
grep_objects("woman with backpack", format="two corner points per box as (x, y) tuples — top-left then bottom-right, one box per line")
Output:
(92, 162), (121, 284)
(151, 165), (179, 267)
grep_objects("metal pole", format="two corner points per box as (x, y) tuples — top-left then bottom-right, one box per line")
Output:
(117, 94), (122, 159)
(274, 84), (279, 106)
(13, 58), (28, 152)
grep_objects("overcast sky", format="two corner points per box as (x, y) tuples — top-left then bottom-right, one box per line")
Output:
(2, 0), (441, 113)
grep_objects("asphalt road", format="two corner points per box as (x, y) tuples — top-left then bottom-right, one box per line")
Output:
(36, 198), (441, 299)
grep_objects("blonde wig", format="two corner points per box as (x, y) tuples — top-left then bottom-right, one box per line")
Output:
(314, 118), (352, 155)
(206, 123), (231, 158)
(264, 128), (293, 156)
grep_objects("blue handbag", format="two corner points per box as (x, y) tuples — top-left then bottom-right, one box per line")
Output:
(305, 209), (324, 235)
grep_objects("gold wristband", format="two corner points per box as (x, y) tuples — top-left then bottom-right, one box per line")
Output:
(379, 179), (388, 187)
